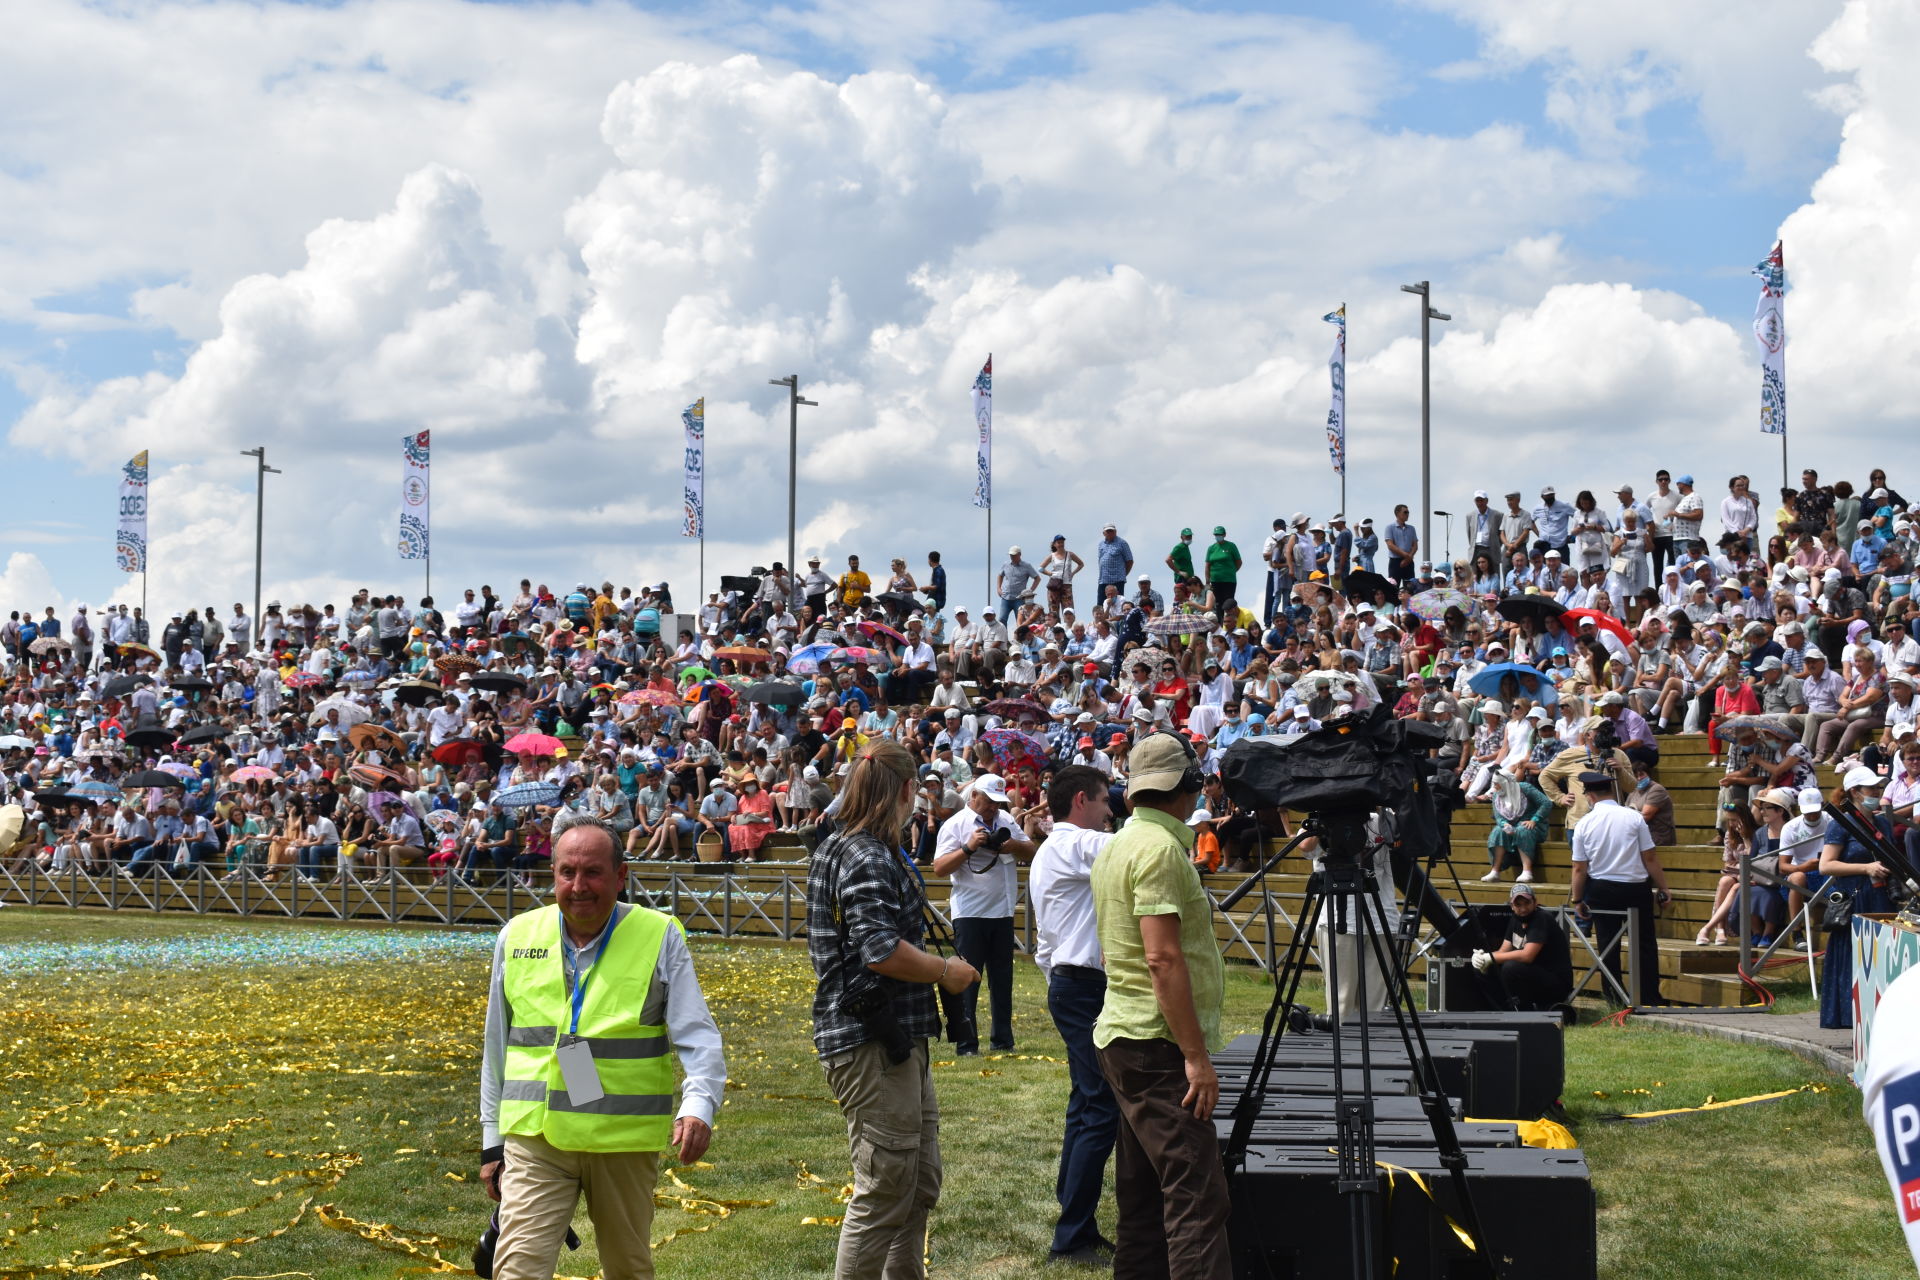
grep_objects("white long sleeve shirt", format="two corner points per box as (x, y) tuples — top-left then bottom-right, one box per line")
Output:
(1029, 821), (1113, 975)
(481, 905), (726, 1149)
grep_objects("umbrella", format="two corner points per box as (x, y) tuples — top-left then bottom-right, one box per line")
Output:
(504, 732), (563, 757)
(1496, 596), (1565, 626)
(348, 723), (407, 755)
(1407, 588), (1475, 623)
(280, 671), (324, 689)
(829, 646), (888, 666)
(495, 780), (563, 809)
(1117, 646), (1173, 677)
(349, 763), (408, 792)
(68, 780), (122, 802)
(308, 697), (371, 729)
(117, 642), (161, 663)
(101, 675), (151, 699)
(982, 697), (1049, 722)
(981, 728), (1051, 775)
(28, 635), (70, 655)
(0, 734), (34, 750)
(231, 765), (278, 782)
(744, 682), (805, 706)
(785, 643), (837, 676)
(124, 724), (173, 750)
(682, 680), (720, 705)
(1466, 662), (1559, 707)
(433, 738), (495, 768)
(854, 620), (909, 646)
(0, 805), (22, 853)
(1145, 614), (1214, 638)
(1341, 570), (1398, 604)
(618, 688), (677, 707)
(170, 675), (214, 692)
(392, 680), (443, 708)
(436, 654), (480, 677)
(1717, 715), (1796, 742)
(340, 669), (381, 685)
(424, 809), (462, 835)
(32, 788), (88, 807)
(876, 589), (920, 612)
(713, 645), (772, 663)
(177, 724), (227, 745)
(122, 769), (186, 790)
(1562, 608), (1634, 648)
(155, 762), (200, 781)
(470, 671), (527, 694)
(677, 665), (715, 684)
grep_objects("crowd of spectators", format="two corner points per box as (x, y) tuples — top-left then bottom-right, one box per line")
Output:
(0, 466), (1911, 950)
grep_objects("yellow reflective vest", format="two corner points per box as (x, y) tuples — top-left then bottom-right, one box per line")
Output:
(498, 904), (677, 1152)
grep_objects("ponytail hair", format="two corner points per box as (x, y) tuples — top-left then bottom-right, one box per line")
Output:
(835, 740), (918, 845)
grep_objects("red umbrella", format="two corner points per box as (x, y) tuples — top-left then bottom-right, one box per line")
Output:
(1562, 608), (1634, 648)
(981, 729), (1050, 775)
(618, 689), (676, 707)
(504, 732), (563, 757)
(854, 620), (909, 646)
(433, 738), (491, 767)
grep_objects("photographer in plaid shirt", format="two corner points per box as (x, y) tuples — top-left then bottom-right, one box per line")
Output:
(807, 741), (979, 1280)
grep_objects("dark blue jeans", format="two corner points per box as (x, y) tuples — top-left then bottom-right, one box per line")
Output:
(952, 915), (1015, 1053)
(299, 842), (336, 878)
(1046, 965), (1118, 1254)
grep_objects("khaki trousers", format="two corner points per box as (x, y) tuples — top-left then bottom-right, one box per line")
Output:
(820, 1037), (942, 1280)
(495, 1133), (659, 1280)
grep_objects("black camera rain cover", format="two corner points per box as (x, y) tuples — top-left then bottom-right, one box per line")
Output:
(1220, 716), (1396, 814)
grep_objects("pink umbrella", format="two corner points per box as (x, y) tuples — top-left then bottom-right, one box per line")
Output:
(855, 620), (909, 646)
(829, 646), (890, 667)
(504, 732), (564, 757)
(231, 765), (278, 782)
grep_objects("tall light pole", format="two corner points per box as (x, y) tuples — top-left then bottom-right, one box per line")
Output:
(1400, 282), (1450, 561)
(239, 447), (281, 635)
(768, 375), (817, 584)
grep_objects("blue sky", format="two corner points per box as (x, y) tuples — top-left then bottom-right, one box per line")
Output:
(0, 0), (1872, 611)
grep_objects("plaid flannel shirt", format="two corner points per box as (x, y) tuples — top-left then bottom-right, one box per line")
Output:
(807, 829), (941, 1058)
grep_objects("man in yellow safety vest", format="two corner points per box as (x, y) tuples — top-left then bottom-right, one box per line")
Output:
(479, 818), (726, 1279)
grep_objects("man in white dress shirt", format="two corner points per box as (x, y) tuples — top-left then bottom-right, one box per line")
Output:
(1029, 766), (1118, 1265)
(1569, 770), (1672, 1006)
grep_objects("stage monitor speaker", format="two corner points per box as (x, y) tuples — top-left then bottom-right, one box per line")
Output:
(1402, 1012), (1564, 1117)
(1229, 1145), (1596, 1280)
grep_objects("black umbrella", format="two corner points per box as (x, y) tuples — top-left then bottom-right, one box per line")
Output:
(102, 674), (152, 699)
(744, 681), (805, 706)
(470, 672), (527, 694)
(392, 679), (443, 708)
(124, 725), (173, 749)
(171, 676), (213, 692)
(1341, 571), (1398, 606)
(122, 769), (188, 790)
(178, 724), (227, 745)
(33, 788), (84, 807)
(1496, 595), (1565, 626)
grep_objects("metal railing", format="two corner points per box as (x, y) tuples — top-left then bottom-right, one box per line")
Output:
(0, 859), (1329, 975)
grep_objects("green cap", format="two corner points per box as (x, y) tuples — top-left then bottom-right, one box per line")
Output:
(1180, 527), (1192, 538)
(1212, 525), (1227, 536)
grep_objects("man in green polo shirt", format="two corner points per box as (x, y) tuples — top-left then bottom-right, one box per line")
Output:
(1164, 527), (1196, 586)
(1090, 733), (1229, 1280)
(1205, 524), (1242, 621)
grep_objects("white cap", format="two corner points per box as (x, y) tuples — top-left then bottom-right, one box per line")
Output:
(1841, 766), (1886, 791)
(1527, 706), (1549, 721)
(1797, 788), (1824, 814)
(1473, 490), (1488, 500)
(1187, 809), (1213, 825)
(1008, 545), (1022, 556)
(971, 773), (1010, 803)
(1294, 705), (1310, 719)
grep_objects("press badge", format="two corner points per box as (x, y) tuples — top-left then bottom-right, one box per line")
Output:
(554, 1034), (604, 1104)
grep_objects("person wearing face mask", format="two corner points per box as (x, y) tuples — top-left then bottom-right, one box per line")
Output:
(1817, 768), (1905, 1029)
(727, 775), (776, 862)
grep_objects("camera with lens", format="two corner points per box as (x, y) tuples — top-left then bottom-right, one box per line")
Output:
(981, 825), (1013, 851)
(841, 981), (913, 1065)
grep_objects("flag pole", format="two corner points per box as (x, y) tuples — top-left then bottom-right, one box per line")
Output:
(1779, 240), (1789, 491)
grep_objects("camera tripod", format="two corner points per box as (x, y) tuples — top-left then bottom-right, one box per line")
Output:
(1220, 808), (1498, 1280)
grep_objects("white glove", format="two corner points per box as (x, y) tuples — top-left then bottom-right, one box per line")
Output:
(1470, 949), (1493, 974)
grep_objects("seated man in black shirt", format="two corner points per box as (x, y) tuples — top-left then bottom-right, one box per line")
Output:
(1473, 882), (1573, 1011)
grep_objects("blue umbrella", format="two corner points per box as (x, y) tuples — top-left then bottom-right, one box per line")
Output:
(786, 643), (838, 676)
(68, 780), (122, 802)
(495, 780), (563, 809)
(1466, 662), (1558, 706)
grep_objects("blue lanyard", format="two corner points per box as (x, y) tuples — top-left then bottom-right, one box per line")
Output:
(566, 913), (618, 1035)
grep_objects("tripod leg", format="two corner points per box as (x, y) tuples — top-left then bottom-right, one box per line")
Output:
(1321, 863), (1380, 1280)
(1351, 886), (1500, 1278)
(1224, 875), (1327, 1177)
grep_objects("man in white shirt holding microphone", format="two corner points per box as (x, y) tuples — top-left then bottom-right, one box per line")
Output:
(1029, 765), (1120, 1267)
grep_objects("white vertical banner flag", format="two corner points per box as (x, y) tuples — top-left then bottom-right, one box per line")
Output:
(971, 355), (992, 508)
(1753, 241), (1785, 436)
(399, 431), (430, 559)
(1323, 306), (1346, 476)
(682, 398), (705, 537)
(116, 450), (149, 573)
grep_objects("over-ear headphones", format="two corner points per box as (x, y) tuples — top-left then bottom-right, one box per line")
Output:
(1151, 730), (1206, 794)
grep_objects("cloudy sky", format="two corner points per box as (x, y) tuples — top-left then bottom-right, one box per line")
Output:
(2, 0), (1912, 616)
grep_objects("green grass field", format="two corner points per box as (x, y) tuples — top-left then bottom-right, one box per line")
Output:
(0, 909), (1901, 1279)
